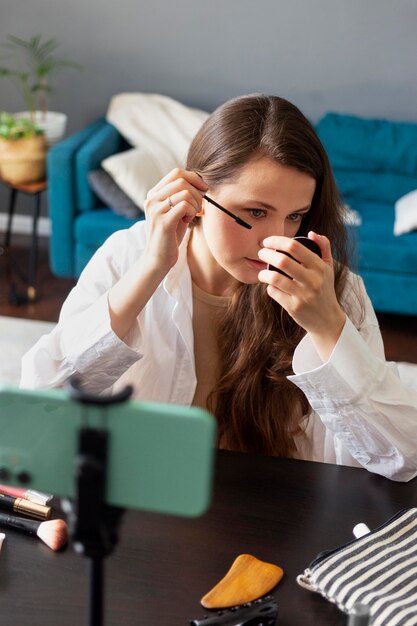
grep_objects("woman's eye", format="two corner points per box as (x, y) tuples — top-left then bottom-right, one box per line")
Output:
(287, 212), (304, 222)
(249, 208), (266, 219)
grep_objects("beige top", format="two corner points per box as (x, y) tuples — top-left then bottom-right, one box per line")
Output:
(191, 281), (230, 411)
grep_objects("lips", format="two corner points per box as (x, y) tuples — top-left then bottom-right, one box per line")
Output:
(245, 258), (268, 270)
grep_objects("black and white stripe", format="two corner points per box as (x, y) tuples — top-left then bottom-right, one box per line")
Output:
(297, 509), (417, 626)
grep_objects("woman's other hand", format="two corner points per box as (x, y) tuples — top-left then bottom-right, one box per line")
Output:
(258, 231), (346, 362)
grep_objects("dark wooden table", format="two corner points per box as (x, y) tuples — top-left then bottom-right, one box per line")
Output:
(0, 450), (415, 625)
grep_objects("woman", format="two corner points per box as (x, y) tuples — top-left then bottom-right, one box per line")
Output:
(21, 94), (417, 481)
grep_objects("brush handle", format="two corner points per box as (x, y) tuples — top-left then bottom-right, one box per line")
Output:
(0, 511), (41, 536)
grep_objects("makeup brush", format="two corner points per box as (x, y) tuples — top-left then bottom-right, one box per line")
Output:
(0, 512), (68, 551)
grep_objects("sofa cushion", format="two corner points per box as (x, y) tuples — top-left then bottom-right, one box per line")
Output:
(102, 146), (166, 209)
(88, 169), (143, 219)
(332, 169), (417, 205)
(349, 199), (417, 274)
(316, 113), (417, 177)
(75, 208), (143, 250)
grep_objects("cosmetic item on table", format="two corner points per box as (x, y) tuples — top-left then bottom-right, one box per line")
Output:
(0, 484), (53, 506)
(200, 553), (283, 609)
(352, 523), (371, 539)
(190, 596), (278, 625)
(0, 512), (68, 551)
(297, 508), (417, 626)
(267, 235), (322, 275)
(0, 533), (4, 553)
(0, 492), (51, 520)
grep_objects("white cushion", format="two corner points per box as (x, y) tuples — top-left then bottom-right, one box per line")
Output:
(102, 147), (168, 209)
(394, 189), (417, 236)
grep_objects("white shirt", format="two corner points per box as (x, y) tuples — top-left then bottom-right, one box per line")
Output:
(21, 222), (417, 481)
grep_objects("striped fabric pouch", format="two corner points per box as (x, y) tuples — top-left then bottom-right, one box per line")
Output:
(297, 508), (417, 626)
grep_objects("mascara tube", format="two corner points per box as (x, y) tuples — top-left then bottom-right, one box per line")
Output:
(0, 493), (51, 520)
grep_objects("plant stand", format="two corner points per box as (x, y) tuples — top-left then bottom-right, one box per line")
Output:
(0, 177), (47, 303)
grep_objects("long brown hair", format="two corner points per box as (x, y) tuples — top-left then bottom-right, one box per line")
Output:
(186, 94), (352, 457)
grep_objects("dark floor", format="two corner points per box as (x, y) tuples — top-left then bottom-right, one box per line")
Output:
(1, 235), (417, 363)
(0, 235), (76, 322)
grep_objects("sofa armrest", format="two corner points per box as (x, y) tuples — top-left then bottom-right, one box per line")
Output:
(47, 118), (108, 277)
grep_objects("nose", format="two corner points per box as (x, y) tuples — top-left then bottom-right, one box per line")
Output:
(257, 219), (286, 247)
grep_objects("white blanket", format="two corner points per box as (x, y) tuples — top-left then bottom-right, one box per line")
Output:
(103, 93), (209, 208)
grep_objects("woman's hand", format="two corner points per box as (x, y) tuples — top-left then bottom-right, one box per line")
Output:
(108, 169), (207, 341)
(144, 168), (208, 273)
(258, 232), (346, 362)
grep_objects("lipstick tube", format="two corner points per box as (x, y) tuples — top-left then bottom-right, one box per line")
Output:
(0, 493), (51, 520)
(0, 484), (53, 506)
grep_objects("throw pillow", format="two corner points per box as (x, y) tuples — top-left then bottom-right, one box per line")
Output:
(88, 169), (143, 219)
(101, 146), (167, 210)
(394, 189), (417, 236)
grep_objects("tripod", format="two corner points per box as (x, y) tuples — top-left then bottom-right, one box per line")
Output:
(66, 377), (133, 626)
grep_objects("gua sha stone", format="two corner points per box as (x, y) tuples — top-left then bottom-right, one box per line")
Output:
(200, 554), (284, 609)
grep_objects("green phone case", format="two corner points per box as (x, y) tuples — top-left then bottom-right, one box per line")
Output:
(0, 385), (216, 517)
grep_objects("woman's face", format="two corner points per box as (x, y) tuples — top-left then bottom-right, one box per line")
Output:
(191, 156), (316, 295)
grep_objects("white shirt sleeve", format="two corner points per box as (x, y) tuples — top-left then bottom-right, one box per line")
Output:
(20, 228), (143, 393)
(288, 275), (417, 481)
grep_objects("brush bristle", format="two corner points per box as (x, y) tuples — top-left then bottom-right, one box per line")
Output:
(37, 519), (69, 551)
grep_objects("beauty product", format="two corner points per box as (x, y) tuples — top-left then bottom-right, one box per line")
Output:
(201, 554), (283, 609)
(353, 523), (371, 539)
(0, 493), (51, 520)
(0, 512), (67, 551)
(0, 484), (53, 506)
(190, 596), (278, 625)
(0, 533), (5, 553)
(203, 195), (252, 230)
(267, 235), (322, 274)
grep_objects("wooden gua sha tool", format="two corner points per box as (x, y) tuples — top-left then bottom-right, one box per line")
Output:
(200, 554), (284, 609)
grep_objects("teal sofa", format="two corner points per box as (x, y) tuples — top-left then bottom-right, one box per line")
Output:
(48, 113), (417, 315)
(47, 118), (144, 278)
(316, 113), (417, 316)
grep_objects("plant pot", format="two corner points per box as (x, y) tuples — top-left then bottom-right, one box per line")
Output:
(16, 111), (67, 146)
(0, 135), (47, 185)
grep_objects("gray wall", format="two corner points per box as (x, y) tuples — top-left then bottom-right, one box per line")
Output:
(1, 0), (417, 218)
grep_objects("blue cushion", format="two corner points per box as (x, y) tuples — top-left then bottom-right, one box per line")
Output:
(348, 199), (417, 275)
(317, 113), (417, 176)
(333, 169), (417, 204)
(358, 271), (417, 316)
(75, 208), (144, 249)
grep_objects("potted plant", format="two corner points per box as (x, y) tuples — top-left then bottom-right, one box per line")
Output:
(0, 111), (46, 184)
(0, 34), (82, 145)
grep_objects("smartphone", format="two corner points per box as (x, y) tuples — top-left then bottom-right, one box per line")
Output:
(267, 236), (322, 276)
(0, 385), (216, 517)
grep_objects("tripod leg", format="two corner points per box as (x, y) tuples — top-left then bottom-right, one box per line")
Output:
(88, 557), (104, 626)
